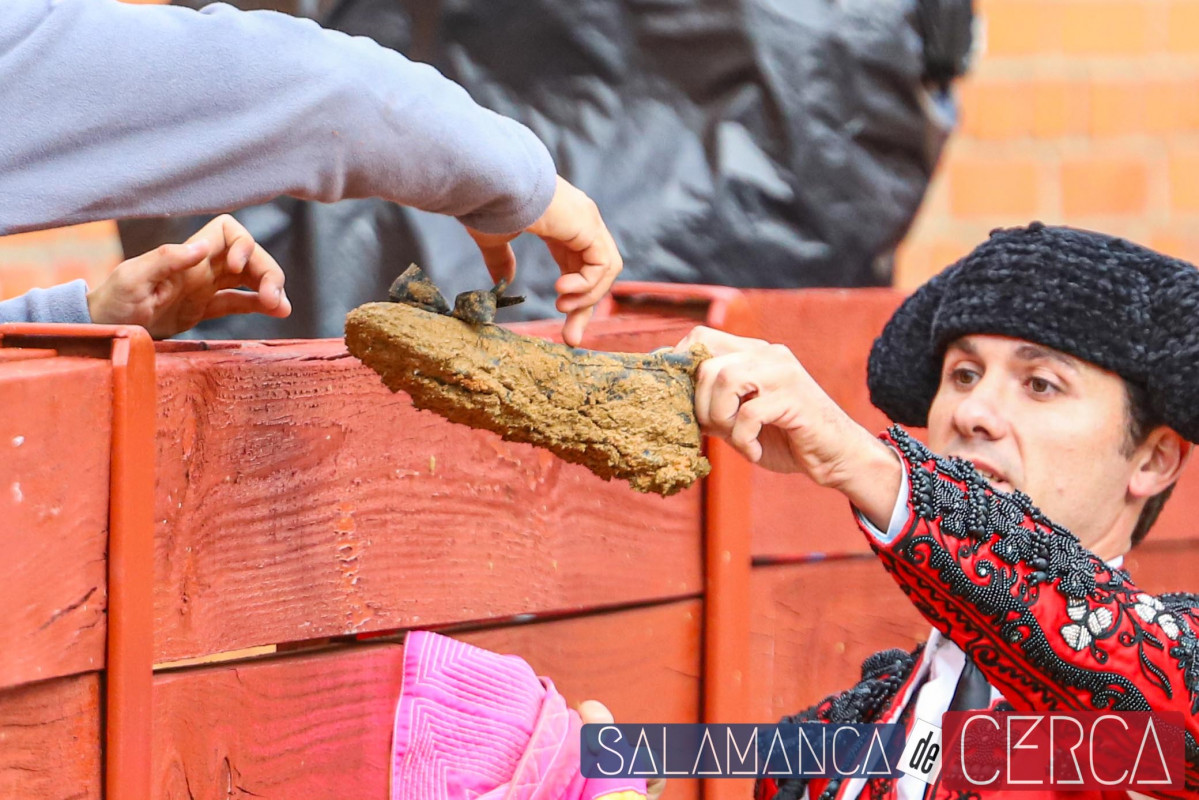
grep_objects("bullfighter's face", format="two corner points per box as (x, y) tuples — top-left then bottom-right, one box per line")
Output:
(925, 334), (1177, 559)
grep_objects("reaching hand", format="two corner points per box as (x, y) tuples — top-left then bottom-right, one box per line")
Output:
(674, 326), (828, 475)
(87, 214), (291, 339)
(675, 325), (903, 527)
(466, 176), (623, 348)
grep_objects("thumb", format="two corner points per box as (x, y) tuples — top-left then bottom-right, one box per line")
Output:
(578, 700), (615, 725)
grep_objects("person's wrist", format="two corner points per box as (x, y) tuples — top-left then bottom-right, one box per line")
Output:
(832, 429), (904, 530)
(85, 287), (104, 324)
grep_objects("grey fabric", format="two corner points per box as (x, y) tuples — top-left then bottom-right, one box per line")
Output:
(0, 280), (91, 325)
(0, 0), (556, 236)
(124, 0), (972, 339)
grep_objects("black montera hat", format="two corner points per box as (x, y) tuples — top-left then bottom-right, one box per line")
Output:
(867, 222), (1199, 442)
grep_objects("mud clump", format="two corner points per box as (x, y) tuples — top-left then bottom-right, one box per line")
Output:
(345, 302), (711, 495)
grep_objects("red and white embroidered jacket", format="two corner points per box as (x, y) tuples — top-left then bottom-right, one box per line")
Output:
(757, 428), (1199, 800)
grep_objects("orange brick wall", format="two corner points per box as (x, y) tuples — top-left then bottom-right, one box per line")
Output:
(3, 0), (1196, 301)
(896, 0), (1199, 289)
(0, 224), (123, 301)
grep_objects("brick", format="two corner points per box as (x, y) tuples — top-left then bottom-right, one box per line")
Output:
(893, 240), (933, 288)
(896, 236), (974, 292)
(958, 79), (1035, 140)
(0, 264), (56, 301)
(1173, 81), (1199, 131)
(0, 221), (116, 248)
(1033, 79), (1090, 139)
(1062, 0), (1151, 56)
(1143, 80), (1182, 135)
(1149, 229), (1199, 264)
(1061, 156), (1149, 216)
(978, 0), (1064, 56)
(948, 154), (1041, 218)
(1090, 80), (1148, 137)
(1167, 1), (1199, 53)
(1168, 148), (1199, 212)
(52, 260), (94, 287)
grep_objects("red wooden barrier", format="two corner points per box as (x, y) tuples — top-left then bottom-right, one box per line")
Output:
(748, 558), (928, 723)
(151, 317), (704, 665)
(2, 287), (1196, 800)
(0, 356), (110, 690)
(0, 674), (103, 800)
(151, 601), (702, 800)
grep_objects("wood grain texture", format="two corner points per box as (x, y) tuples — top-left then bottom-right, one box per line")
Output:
(748, 558), (928, 723)
(152, 601), (701, 800)
(153, 645), (405, 800)
(459, 599), (702, 724)
(0, 672), (102, 800)
(0, 358), (110, 689)
(462, 600), (703, 800)
(153, 317), (703, 662)
(738, 290), (906, 560)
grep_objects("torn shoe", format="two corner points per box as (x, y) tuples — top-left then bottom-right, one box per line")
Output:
(345, 293), (710, 496)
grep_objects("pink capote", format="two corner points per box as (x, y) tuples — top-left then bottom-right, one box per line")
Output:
(392, 631), (647, 800)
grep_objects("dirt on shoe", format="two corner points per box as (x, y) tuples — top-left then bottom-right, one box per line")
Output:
(345, 301), (711, 495)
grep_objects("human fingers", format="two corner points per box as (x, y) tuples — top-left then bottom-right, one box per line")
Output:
(552, 228), (623, 314)
(673, 326), (769, 357)
(237, 243), (289, 314)
(728, 396), (776, 464)
(556, 261), (611, 347)
(578, 700), (615, 725)
(528, 178), (622, 329)
(201, 288), (290, 320)
(578, 700), (665, 799)
(694, 354), (766, 439)
(554, 249), (622, 314)
(466, 228), (518, 286)
(693, 353), (751, 433)
(190, 214), (256, 275)
(561, 304), (594, 348)
(123, 241), (210, 287)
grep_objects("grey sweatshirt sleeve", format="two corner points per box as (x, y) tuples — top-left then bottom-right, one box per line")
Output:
(0, 280), (91, 325)
(0, 0), (556, 236)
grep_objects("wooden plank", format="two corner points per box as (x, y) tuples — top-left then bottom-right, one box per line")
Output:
(152, 600), (701, 800)
(0, 672), (103, 800)
(459, 599), (702, 724)
(748, 558), (928, 724)
(738, 290), (906, 560)
(0, 358), (110, 689)
(1148, 465), (1199, 544)
(153, 645), (405, 800)
(461, 600), (702, 800)
(152, 316), (703, 662)
(1121, 539), (1199, 593)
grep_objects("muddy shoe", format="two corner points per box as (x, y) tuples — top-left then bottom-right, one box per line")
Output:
(345, 270), (710, 496)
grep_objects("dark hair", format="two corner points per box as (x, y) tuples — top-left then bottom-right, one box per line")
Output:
(1124, 380), (1176, 548)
